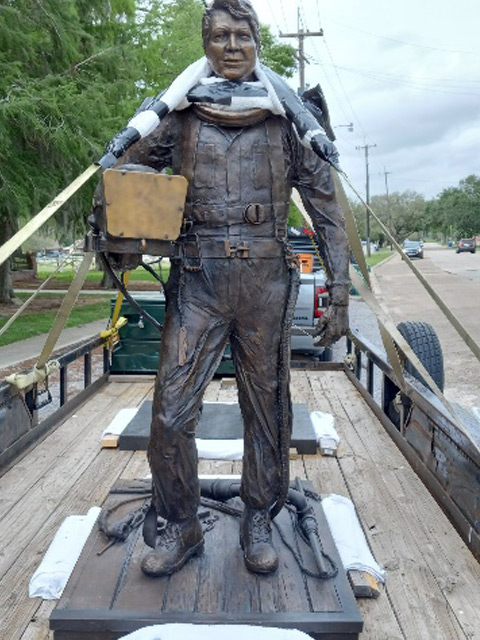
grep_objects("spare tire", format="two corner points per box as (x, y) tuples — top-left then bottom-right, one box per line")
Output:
(397, 321), (444, 392)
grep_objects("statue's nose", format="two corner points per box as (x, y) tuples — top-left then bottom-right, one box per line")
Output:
(227, 33), (240, 50)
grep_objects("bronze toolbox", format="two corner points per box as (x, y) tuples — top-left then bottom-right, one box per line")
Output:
(85, 168), (188, 256)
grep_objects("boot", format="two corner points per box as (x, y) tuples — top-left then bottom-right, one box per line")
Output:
(141, 516), (204, 577)
(240, 508), (278, 574)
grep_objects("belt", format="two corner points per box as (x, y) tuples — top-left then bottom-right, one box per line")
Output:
(184, 201), (289, 226)
(176, 236), (286, 266)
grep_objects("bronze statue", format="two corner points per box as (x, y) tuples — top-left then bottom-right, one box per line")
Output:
(109, 0), (349, 577)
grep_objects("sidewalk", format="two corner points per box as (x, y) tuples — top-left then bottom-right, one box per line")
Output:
(0, 319), (108, 371)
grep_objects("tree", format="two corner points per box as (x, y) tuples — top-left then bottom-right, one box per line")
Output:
(349, 191), (427, 245)
(426, 175), (480, 241)
(0, 0), (296, 302)
(0, 0), (143, 301)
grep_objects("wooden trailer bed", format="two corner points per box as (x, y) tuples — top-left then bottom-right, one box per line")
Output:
(0, 370), (479, 640)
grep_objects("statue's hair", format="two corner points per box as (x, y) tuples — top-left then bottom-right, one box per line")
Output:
(202, 0), (260, 49)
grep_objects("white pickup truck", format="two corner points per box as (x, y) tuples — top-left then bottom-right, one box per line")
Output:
(288, 227), (330, 360)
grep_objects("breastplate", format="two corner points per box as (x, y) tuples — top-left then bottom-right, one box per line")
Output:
(180, 112), (290, 229)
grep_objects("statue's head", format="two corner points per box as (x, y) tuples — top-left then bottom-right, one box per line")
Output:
(202, 0), (260, 81)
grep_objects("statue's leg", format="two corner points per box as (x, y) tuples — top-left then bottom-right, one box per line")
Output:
(142, 262), (231, 577)
(230, 258), (294, 573)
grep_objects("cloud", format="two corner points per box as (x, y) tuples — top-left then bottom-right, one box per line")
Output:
(253, 0), (480, 198)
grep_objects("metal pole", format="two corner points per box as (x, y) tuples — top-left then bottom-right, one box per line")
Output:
(280, 8), (323, 95)
(298, 9), (306, 92)
(356, 143), (377, 257)
(383, 167), (392, 248)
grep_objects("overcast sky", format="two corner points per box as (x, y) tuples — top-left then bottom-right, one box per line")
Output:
(251, 0), (480, 201)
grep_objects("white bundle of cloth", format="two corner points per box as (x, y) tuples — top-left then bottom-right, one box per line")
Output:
(322, 494), (385, 583)
(29, 507), (101, 599)
(101, 407), (139, 438)
(196, 438), (244, 460)
(309, 410), (340, 454)
(118, 624), (312, 640)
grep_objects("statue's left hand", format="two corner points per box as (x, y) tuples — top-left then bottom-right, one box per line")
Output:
(313, 304), (349, 347)
(310, 133), (342, 172)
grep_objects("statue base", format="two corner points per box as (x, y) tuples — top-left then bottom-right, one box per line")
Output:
(50, 479), (363, 639)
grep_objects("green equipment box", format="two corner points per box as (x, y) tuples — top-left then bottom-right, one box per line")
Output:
(110, 293), (235, 376)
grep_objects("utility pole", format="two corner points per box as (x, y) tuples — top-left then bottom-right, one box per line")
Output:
(280, 8), (323, 93)
(356, 143), (377, 257)
(383, 166), (392, 198)
(382, 166), (392, 248)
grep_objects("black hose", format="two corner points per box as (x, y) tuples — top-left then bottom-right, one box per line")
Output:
(100, 252), (163, 332)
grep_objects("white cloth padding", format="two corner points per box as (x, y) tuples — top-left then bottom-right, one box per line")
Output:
(310, 411), (339, 445)
(102, 407), (139, 438)
(160, 57), (211, 111)
(198, 474), (241, 480)
(119, 624), (312, 640)
(128, 110), (161, 137)
(196, 439), (243, 460)
(29, 507), (101, 600)
(322, 494), (386, 583)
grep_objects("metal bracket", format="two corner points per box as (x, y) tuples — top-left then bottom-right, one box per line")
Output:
(225, 240), (250, 259)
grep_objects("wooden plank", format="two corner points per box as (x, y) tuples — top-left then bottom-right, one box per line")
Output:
(304, 372), (405, 640)
(0, 374), (109, 475)
(20, 600), (56, 640)
(101, 434), (119, 449)
(330, 369), (480, 632)
(0, 382), (131, 521)
(347, 571), (381, 599)
(0, 448), (136, 639)
(0, 383), (151, 583)
(0, 385), (153, 640)
(316, 371), (471, 640)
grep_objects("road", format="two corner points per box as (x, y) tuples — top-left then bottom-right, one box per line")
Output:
(372, 243), (480, 412)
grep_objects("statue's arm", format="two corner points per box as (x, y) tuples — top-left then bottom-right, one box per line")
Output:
(293, 145), (350, 345)
(116, 113), (176, 170)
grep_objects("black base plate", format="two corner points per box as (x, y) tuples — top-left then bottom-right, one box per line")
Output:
(118, 402), (317, 454)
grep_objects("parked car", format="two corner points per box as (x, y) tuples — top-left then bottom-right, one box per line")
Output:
(360, 240), (378, 253)
(402, 240), (423, 259)
(287, 227), (330, 358)
(456, 238), (476, 254)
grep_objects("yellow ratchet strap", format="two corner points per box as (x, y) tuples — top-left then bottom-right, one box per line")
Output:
(101, 316), (128, 349)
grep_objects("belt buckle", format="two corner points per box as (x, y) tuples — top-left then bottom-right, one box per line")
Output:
(244, 203), (266, 225)
(182, 233), (202, 272)
(225, 240), (249, 259)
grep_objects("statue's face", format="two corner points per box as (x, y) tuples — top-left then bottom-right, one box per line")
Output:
(205, 10), (257, 81)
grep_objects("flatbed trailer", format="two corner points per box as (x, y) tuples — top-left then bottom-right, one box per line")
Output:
(0, 332), (479, 640)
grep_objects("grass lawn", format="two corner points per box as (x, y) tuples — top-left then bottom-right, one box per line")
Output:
(0, 296), (111, 347)
(366, 249), (394, 268)
(37, 264), (169, 285)
(2, 252), (394, 348)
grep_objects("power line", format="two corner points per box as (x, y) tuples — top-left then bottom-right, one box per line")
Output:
(320, 38), (367, 138)
(310, 59), (480, 87)
(315, 0), (322, 31)
(331, 64), (480, 96)
(323, 17), (480, 57)
(264, 0), (283, 34)
(278, 0), (289, 32)
(311, 2), (368, 138)
(307, 41), (359, 130)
